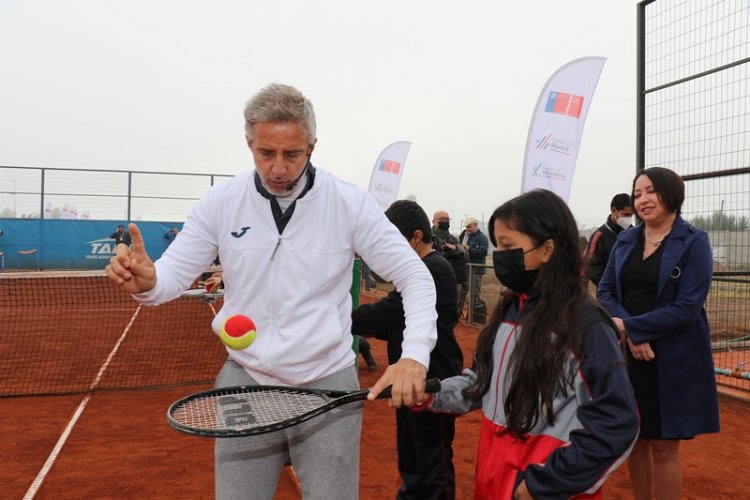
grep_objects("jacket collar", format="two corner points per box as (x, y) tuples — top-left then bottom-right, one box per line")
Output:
(618, 214), (693, 298)
(253, 162), (317, 235)
(621, 213), (691, 243)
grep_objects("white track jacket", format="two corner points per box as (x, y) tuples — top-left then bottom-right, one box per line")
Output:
(134, 168), (437, 386)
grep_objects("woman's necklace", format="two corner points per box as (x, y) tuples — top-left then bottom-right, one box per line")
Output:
(644, 227), (670, 247)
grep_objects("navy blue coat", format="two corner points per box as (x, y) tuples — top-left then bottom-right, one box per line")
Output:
(597, 215), (720, 438)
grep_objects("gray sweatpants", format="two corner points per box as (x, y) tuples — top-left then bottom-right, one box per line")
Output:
(214, 360), (363, 500)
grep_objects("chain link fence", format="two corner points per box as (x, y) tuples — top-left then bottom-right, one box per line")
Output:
(638, 0), (750, 391)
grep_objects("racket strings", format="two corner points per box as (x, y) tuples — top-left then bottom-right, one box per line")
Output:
(172, 388), (327, 432)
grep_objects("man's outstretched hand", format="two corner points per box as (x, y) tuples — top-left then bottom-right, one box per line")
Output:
(105, 223), (156, 294)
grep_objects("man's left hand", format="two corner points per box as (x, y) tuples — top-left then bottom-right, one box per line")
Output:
(367, 358), (428, 407)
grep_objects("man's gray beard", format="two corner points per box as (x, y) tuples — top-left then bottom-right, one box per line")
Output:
(261, 179), (293, 198)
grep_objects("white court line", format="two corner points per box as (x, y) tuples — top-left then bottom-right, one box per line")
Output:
(24, 305), (143, 500)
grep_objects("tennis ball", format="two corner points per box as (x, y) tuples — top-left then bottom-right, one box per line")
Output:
(219, 314), (257, 350)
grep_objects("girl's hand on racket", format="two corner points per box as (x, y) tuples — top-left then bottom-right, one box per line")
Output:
(368, 358), (428, 407)
(105, 223), (156, 294)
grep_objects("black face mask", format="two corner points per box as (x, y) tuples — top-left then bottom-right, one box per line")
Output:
(437, 221), (450, 231)
(492, 248), (539, 293)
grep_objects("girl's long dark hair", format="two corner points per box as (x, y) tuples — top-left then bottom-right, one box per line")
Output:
(463, 189), (593, 438)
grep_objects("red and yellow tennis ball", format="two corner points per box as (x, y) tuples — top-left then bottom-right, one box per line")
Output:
(219, 314), (257, 350)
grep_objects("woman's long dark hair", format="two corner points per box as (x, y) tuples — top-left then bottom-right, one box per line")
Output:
(463, 189), (593, 438)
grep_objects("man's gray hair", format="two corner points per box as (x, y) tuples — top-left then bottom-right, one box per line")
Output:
(244, 83), (317, 145)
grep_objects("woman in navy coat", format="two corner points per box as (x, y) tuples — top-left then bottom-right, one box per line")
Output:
(598, 167), (719, 500)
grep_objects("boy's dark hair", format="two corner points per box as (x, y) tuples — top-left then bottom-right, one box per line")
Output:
(385, 200), (432, 244)
(610, 193), (631, 211)
(632, 167), (684, 213)
(466, 189), (600, 438)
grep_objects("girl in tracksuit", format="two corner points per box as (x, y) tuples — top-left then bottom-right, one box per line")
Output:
(419, 189), (639, 499)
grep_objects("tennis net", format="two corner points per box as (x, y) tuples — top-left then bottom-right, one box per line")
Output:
(0, 270), (227, 397)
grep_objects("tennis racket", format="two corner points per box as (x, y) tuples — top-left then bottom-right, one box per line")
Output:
(167, 378), (441, 438)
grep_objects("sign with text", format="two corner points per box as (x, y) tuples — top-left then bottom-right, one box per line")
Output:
(368, 141), (411, 211)
(521, 57), (606, 202)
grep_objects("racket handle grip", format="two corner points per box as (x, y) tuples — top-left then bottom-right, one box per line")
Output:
(376, 377), (441, 399)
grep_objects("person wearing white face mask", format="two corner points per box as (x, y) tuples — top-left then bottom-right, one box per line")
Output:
(584, 193), (633, 286)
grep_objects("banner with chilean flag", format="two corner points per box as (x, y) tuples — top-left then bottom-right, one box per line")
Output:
(367, 141), (411, 211)
(521, 57), (606, 201)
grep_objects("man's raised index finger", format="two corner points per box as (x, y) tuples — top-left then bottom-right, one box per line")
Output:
(128, 223), (146, 254)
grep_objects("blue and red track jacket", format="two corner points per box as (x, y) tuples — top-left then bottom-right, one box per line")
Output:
(426, 297), (639, 499)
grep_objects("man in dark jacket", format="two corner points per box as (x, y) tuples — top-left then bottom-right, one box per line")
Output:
(585, 193), (633, 286)
(352, 200), (463, 499)
(431, 210), (467, 316)
(110, 224), (132, 248)
(459, 217), (489, 321)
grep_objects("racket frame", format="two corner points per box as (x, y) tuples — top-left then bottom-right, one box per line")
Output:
(167, 378), (441, 438)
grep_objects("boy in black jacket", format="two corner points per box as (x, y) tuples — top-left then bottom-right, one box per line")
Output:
(585, 193), (633, 285)
(352, 199), (463, 500)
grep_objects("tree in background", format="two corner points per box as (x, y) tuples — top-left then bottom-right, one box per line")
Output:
(690, 211), (750, 231)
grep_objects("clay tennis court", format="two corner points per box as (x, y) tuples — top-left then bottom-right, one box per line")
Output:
(2, 290), (749, 499)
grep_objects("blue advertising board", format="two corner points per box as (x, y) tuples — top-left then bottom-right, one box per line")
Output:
(0, 220), (183, 270)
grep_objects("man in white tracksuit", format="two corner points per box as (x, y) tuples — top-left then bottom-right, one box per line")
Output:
(106, 83), (437, 499)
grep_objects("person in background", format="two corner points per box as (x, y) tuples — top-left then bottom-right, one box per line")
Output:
(105, 83), (438, 499)
(432, 210), (467, 316)
(585, 193), (633, 286)
(578, 235), (590, 284)
(459, 217), (489, 320)
(597, 167), (719, 500)
(110, 224), (132, 247)
(353, 199), (463, 499)
(164, 227), (179, 245)
(419, 189), (639, 499)
(578, 235), (589, 262)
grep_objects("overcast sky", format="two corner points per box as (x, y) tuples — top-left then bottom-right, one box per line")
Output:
(0, 0), (639, 228)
